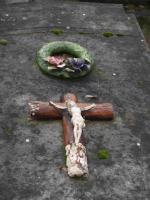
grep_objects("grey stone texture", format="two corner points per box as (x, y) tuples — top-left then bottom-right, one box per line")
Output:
(0, 1), (150, 200)
(80, 0), (150, 4)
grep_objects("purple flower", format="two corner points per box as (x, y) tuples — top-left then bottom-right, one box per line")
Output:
(67, 58), (90, 71)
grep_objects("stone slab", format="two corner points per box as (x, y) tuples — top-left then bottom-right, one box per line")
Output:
(80, 0), (150, 4)
(0, 1), (141, 36)
(0, 1), (150, 200)
(0, 31), (150, 200)
(5, 0), (32, 4)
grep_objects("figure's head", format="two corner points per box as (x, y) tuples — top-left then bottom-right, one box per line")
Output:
(61, 93), (78, 102)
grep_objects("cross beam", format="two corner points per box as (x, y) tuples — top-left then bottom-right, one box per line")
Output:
(28, 93), (114, 177)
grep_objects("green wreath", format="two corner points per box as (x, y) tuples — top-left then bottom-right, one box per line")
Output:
(36, 41), (94, 79)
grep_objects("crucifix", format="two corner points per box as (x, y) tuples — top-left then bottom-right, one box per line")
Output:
(28, 93), (114, 177)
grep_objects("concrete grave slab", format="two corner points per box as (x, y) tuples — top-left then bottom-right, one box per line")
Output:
(80, 0), (150, 4)
(0, 1), (150, 200)
(5, 0), (32, 4)
(0, 1), (142, 36)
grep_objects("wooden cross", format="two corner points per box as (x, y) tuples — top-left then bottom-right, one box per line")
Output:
(29, 93), (114, 177)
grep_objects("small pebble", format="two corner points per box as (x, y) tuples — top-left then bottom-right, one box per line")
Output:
(113, 73), (116, 76)
(5, 14), (9, 17)
(26, 138), (30, 143)
(83, 13), (86, 16)
(66, 26), (70, 29)
(22, 16), (27, 20)
(128, 17), (130, 20)
(141, 40), (144, 42)
(31, 112), (35, 116)
(137, 142), (141, 146)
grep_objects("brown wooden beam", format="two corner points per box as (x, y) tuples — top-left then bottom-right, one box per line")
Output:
(29, 101), (114, 120)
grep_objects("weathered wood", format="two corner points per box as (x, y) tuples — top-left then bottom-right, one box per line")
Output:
(29, 102), (114, 120)
(62, 111), (74, 146)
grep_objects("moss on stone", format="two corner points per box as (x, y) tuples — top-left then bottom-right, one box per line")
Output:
(98, 149), (109, 159)
(4, 127), (12, 135)
(103, 32), (114, 38)
(103, 32), (126, 38)
(137, 80), (144, 87)
(0, 39), (9, 45)
(16, 117), (30, 125)
(51, 28), (64, 35)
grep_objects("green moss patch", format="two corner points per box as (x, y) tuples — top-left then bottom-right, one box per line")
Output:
(102, 32), (126, 38)
(51, 28), (64, 35)
(103, 32), (114, 38)
(98, 149), (109, 159)
(137, 80), (144, 88)
(0, 39), (9, 45)
(3, 127), (12, 135)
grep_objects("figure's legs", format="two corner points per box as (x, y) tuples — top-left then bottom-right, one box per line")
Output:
(75, 124), (82, 145)
(73, 125), (78, 144)
(77, 128), (82, 144)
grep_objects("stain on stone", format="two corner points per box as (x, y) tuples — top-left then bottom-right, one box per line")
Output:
(35, 144), (47, 155)
(124, 112), (136, 126)
(72, 176), (88, 181)
(19, 185), (42, 199)
(116, 33), (126, 37)
(15, 117), (30, 126)
(3, 127), (12, 135)
(91, 66), (107, 80)
(0, 182), (16, 200)
(4, 160), (11, 166)
(137, 80), (144, 87)
(31, 127), (41, 135)
(78, 32), (90, 35)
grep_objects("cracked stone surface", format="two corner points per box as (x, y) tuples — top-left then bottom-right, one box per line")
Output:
(0, 1), (150, 200)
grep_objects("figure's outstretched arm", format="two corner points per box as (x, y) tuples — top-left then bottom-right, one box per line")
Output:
(81, 103), (96, 112)
(49, 101), (67, 110)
